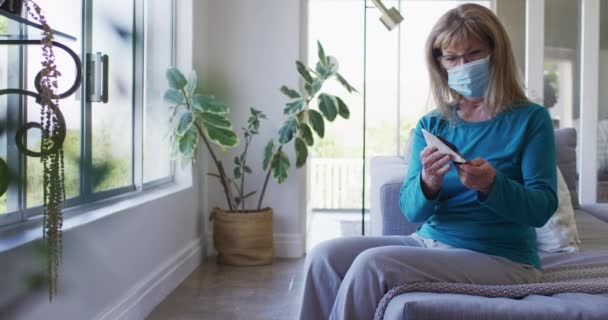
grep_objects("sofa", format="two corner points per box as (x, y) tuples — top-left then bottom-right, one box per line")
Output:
(370, 128), (608, 319)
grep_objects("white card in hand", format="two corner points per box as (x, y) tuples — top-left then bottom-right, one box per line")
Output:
(421, 128), (467, 164)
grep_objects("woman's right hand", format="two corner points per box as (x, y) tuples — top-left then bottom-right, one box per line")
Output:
(420, 146), (452, 199)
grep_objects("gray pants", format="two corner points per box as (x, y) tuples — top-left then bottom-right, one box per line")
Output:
(298, 234), (541, 320)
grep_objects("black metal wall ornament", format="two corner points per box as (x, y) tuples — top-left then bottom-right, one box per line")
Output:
(0, 0), (83, 301)
(0, 42), (82, 194)
(0, 40), (82, 159)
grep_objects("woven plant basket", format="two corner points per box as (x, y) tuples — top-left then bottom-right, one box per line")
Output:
(213, 207), (274, 266)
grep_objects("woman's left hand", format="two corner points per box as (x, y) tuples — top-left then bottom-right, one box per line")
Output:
(456, 158), (496, 195)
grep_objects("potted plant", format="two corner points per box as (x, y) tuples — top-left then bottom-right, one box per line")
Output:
(165, 41), (357, 266)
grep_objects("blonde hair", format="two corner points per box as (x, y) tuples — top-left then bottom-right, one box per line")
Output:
(425, 3), (529, 119)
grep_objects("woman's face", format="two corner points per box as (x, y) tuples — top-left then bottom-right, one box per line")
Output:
(438, 37), (491, 69)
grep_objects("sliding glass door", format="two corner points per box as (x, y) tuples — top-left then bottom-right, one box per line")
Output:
(306, 0), (489, 249)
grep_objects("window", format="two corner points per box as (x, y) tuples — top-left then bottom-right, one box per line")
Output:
(597, 0), (608, 202)
(0, 0), (176, 227)
(143, 0), (174, 184)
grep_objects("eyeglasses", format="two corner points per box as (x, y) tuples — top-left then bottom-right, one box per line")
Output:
(437, 47), (490, 69)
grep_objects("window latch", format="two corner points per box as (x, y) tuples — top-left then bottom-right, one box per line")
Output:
(86, 52), (109, 103)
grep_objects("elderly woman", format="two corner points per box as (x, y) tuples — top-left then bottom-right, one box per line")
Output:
(298, 3), (557, 320)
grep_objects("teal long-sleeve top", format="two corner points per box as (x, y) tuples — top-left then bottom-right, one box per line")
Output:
(399, 103), (558, 269)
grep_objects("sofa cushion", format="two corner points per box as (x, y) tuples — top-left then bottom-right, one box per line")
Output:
(554, 128), (578, 208)
(384, 291), (608, 320)
(580, 203), (608, 224)
(572, 209), (608, 252)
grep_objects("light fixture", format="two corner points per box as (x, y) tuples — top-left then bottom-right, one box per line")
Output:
(371, 0), (404, 31)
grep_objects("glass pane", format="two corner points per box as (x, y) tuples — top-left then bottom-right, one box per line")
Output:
(598, 0), (608, 202)
(0, 16), (7, 214)
(91, 0), (134, 192)
(398, 1), (491, 151)
(0, 15), (21, 216)
(308, 0), (365, 248)
(143, 0), (172, 183)
(544, 0), (581, 129)
(543, 0), (581, 198)
(25, 0), (82, 208)
(366, 0), (400, 158)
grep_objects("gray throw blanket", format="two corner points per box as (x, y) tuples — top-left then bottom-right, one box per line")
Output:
(374, 263), (608, 320)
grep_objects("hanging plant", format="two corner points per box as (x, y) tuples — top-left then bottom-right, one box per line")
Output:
(24, 0), (64, 301)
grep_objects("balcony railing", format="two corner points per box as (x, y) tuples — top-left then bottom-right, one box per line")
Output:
(310, 158), (370, 210)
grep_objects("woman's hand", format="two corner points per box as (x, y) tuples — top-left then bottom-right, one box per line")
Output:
(420, 146), (452, 199)
(456, 158), (496, 194)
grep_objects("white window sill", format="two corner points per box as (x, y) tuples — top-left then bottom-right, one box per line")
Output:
(0, 182), (193, 254)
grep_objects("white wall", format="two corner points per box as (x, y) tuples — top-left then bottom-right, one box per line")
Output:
(0, 1), (203, 319)
(194, 0), (308, 258)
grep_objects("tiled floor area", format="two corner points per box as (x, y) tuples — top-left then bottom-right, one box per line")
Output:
(147, 257), (306, 320)
(148, 211), (368, 320)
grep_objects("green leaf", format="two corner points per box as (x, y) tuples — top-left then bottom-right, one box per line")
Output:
(300, 123), (314, 146)
(305, 78), (323, 97)
(271, 150), (290, 184)
(204, 124), (239, 147)
(164, 89), (185, 105)
(244, 166), (252, 174)
(308, 109), (325, 138)
(318, 93), (338, 122)
(263, 139), (275, 171)
(178, 128), (198, 157)
(185, 70), (198, 97)
(296, 61), (313, 84)
(336, 97), (350, 119)
(295, 137), (308, 168)
(315, 62), (327, 79)
(234, 156), (240, 166)
(192, 94), (229, 114)
(280, 85), (301, 99)
(284, 99), (306, 115)
(199, 111), (232, 128)
(234, 167), (242, 179)
(317, 41), (328, 66)
(176, 111), (194, 136)
(335, 73), (358, 93)
(278, 118), (299, 144)
(326, 56), (339, 75)
(166, 67), (187, 90)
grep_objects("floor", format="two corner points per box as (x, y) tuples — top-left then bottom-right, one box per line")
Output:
(148, 211), (367, 320)
(147, 257), (306, 320)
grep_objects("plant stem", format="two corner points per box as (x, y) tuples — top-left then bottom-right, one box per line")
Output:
(257, 145), (283, 210)
(194, 122), (235, 211)
(239, 135), (251, 211)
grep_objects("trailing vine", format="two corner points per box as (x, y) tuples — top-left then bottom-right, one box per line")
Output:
(25, 0), (64, 301)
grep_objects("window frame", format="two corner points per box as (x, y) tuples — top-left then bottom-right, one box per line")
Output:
(0, 0), (177, 227)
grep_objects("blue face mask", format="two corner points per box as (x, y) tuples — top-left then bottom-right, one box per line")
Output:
(447, 55), (491, 98)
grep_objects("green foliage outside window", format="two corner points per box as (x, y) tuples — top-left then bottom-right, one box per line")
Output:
(26, 129), (130, 206)
(0, 16), (8, 34)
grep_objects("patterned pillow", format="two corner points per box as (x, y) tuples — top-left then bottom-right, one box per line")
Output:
(536, 167), (581, 253)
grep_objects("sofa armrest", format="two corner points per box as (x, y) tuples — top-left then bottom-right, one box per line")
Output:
(580, 203), (608, 223)
(380, 181), (424, 235)
(370, 156), (423, 236)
